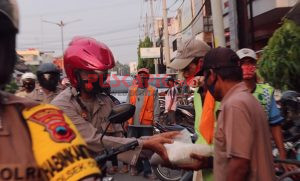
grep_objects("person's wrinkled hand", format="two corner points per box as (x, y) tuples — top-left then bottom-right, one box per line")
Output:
(281, 164), (300, 180)
(282, 163), (298, 172)
(163, 153), (212, 171)
(123, 121), (129, 131)
(178, 153), (211, 170)
(143, 131), (179, 163)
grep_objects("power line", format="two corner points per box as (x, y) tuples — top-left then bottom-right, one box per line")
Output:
(20, 21), (139, 38)
(156, 0), (162, 16)
(168, 0), (185, 12)
(86, 26), (138, 37)
(19, 24), (138, 46)
(19, 40), (138, 50)
(108, 41), (138, 48)
(19, 34), (139, 47)
(169, 0), (207, 36)
(154, 1), (160, 16)
(167, 0), (180, 10)
(23, 1), (133, 18)
(139, 0), (145, 39)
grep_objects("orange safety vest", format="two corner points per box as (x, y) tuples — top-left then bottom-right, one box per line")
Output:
(198, 91), (216, 145)
(128, 85), (155, 125)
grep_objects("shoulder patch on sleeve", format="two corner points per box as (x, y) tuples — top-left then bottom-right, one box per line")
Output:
(23, 104), (76, 143)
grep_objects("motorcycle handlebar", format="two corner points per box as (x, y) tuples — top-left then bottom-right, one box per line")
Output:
(274, 158), (300, 166)
(95, 140), (139, 164)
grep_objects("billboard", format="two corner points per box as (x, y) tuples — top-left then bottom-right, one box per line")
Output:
(140, 47), (161, 58)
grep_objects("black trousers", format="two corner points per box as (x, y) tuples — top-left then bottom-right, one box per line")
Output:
(127, 126), (154, 138)
(167, 110), (176, 125)
(127, 125), (154, 175)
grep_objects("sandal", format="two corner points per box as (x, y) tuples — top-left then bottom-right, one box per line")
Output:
(119, 165), (129, 174)
(107, 166), (118, 175)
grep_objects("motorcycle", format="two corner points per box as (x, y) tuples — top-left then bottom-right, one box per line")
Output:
(94, 103), (139, 180)
(272, 90), (300, 180)
(159, 98), (195, 128)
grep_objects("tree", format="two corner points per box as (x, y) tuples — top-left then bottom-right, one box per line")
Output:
(4, 80), (18, 93)
(110, 61), (130, 76)
(259, 19), (300, 92)
(137, 36), (155, 74)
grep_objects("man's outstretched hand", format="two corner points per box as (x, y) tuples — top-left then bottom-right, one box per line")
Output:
(142, 131), (179, 163)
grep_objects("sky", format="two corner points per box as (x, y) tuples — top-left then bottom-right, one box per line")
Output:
(17, 0), (176, 64)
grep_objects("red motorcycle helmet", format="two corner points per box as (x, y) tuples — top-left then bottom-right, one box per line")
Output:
(64, 36), (115, 87)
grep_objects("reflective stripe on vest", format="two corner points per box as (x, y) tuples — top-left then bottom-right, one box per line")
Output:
(128, 85), (155, 125)
(22, 104), (101, 180)
(252, 84), (274, 116)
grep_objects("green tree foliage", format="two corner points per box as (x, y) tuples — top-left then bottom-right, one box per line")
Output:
(137, 36), (155, 74)
(259, 20), (300, 92)
(4, 80), (18, 93)
(110, 61), (130, 75)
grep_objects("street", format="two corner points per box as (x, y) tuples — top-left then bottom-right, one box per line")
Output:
(112, 172), (157, 181)
(104, 162), (159, 181)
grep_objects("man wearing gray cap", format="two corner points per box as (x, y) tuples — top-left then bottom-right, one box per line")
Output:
(169, 38), (214, 181)
(169, 37), (210, 84)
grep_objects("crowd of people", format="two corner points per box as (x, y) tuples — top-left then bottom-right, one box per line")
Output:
(1, 0), (299, 181)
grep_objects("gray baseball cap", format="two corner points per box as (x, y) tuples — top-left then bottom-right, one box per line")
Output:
(168, 38), (211, 70)
(236, 48), (257, 60)
(0, 0), (19, 31)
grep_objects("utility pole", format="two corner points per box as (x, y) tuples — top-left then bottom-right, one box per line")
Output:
(236, 0), (250, 48)
(211, 0), (226, 47)
(147, 0), (159, 74)
(145, 13), (149, 37)
(191, 0), (196, 18)
(162, 0), (171, 73)
(149, 0), (156, 44)
(42, 19), (81, 56)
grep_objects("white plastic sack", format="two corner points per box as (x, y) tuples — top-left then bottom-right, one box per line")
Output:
(150, 129), (213, 166)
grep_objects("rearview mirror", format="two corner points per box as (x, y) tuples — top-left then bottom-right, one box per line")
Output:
(100, 104), (135, 144)
(108, 104), (135, 124)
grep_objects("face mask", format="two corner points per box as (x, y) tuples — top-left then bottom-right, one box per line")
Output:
(205, 72), (217, 96)
(23, 82), (35, 92)
(78, 73), (108, 94)
(241, 64), (256, 79)
(38, 73), (59, 92)
(82, 80), (105, 93)
(183, 59), (203, 82)
(166, 81), (171, 87)
(137, 76), (149, 88)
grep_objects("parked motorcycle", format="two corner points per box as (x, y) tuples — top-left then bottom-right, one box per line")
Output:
(159, 98), (195, 128)
(280, 91), (300, 140)
(273, 90), (300, 180)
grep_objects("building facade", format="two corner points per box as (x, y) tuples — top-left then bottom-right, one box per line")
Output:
(129, 61), (138, 74)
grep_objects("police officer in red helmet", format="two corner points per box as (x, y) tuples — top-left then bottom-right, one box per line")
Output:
(51, 36), (178, 166)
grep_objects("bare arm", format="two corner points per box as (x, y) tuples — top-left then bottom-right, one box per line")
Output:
(226, 156), (250, 181)
(271, 125), (286, 159)
(154, 89), (160, 122)
(271, 125), (298, 172)
(168, 88), (175, 111)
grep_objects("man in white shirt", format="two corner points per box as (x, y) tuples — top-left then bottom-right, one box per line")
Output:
(165, 76), (178, 125)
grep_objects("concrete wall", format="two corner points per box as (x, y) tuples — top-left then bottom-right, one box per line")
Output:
(252, 0), (297, 17)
